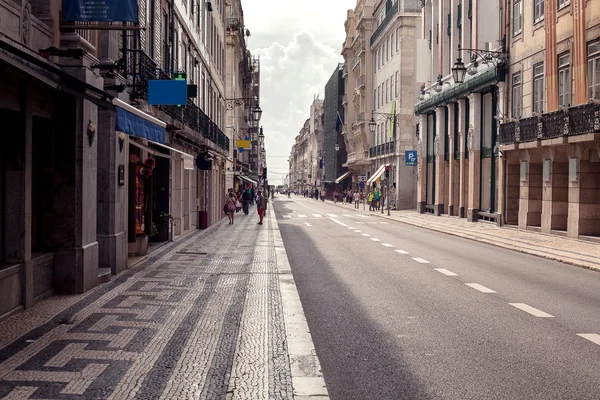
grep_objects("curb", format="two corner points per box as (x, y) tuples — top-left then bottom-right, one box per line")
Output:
(323, 200), (600, 273)
(269, 205), (330, 399)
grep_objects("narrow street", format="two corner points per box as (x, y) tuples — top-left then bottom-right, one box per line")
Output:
(274, 195), (600, 400)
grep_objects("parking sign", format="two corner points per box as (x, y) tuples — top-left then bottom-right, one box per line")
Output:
(405, 151), (418, 166)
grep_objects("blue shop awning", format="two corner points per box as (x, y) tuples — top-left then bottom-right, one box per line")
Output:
(113, 98), (166, 144)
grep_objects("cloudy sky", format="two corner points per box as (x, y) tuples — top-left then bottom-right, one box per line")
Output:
(243, 0), (357, 185)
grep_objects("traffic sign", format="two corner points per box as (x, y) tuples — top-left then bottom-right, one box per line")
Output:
(359, 175), (367, 182)
(359, 181), (365, 189)
(405, 150), (418, 166)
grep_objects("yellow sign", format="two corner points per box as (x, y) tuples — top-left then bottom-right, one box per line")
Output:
(236, 140), (251, 149)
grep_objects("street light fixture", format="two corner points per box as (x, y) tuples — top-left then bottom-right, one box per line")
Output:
(252, 106), (263, 121)
(452, 42), (508, 84)
(451, 56), (467, 84)
(368, 116), (376, 134)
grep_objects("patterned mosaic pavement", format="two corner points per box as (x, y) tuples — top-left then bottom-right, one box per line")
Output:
(0, 206), (327, 399)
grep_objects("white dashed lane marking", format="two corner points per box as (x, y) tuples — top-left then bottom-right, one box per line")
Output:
(304, 223), (312, 227)
(395, 250), (409, 254)
(342, 214), (353, 217)
(298, 215), (307, 218)
(361, 234), (371, 237)
(577, 334), (600, 346)
(412, 258), (430, 264)
(380, 222), (389, 224)
(329, 218), (348, 227)
(327, 214), (338, 217)
(282, 214), (292, 219)
(381, 243), (393, 247)
(313, 214), (323, 217)
(370, 238), (381, 242)
(354, 230), (362, 233)
(509, 303), (554, 318)
(465, 283), (497, 294)
(435, 268), (458, 276)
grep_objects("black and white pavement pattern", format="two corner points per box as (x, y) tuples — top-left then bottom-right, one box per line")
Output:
(275, 195), (600, 400)
(0, 204), (328, 399)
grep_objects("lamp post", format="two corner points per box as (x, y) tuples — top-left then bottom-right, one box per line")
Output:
(451, 42), (508, 84)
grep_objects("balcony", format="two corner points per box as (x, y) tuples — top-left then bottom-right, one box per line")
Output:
(498, 103), (600, 145)
(357, 75), (366, 89)
(128, 50), (229, 153)
(356, 112), (365, 124)
(370, 1), (398, 46)
(369, 141), (397, 158)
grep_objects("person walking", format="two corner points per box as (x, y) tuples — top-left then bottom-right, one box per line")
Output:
(241, 188), (251, 214)
(224, 192), (237, 224)
(375, 189), (381, 211)
(256, 191), (266, 225)
(367, 190), (375, 211)
(353, 191), (360, 209)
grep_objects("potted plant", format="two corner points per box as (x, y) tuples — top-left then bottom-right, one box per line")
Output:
(153, 211), (174, 242)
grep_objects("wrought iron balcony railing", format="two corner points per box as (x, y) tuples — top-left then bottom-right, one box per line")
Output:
(498, 103), (600, 145)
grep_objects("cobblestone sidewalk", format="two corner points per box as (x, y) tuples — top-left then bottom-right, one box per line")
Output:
(0, 204), (328, 399)
(328, 202), (600, 271)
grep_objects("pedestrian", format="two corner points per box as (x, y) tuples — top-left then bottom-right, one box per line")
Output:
(354, 191), (360, 209)
(250, 188), (255, 205)
(242, 188), (251, 214)
(315, 188), (319, 200)
(224, 192), (237, 224)
(367, 190), (374, 211)
(256, 192), (266, 225)
(375, 189), (381, 211)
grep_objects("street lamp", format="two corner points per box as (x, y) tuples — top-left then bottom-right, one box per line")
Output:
(452, 42), (508, 84)
(368, 116), (376, 134)
(252, 106), (263, 121)
(451, 56), (467, 84)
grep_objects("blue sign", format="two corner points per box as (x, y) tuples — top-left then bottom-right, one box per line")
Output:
(148, 80), (188, 106)
(359, 181), (365, 189)
(63, 0), (138, 22)
(405, 150), (418, 166)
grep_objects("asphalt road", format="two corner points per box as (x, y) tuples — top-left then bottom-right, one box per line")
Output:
(273, 195), (600, 400)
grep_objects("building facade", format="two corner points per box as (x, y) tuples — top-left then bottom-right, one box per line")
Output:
(414, 0), (506, 222)
(498, 0), (600, 239)
(0, 0), (258, 320)
(368, 0), (420, 209)
(323, 64), (349, 191)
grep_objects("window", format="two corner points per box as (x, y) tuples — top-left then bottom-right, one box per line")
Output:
(161, 11), (168, 70)
(385, 79), (389, 104)
(148, 0), (155, 58)
(386, 37), (390, 62)
(533, 63), (544, 114)
(558, 0), (570, 8)
(390, 75), (394, 100)
(534, 0), (544, 23)
(558, 53), (570, 107)
(391, 33), (395, 57)
(396, 28), (399, 51)
(512, 72), (522, 119)
(395, 71), (399, 97)
(513, 0), (522, 35)
(374, 89), (377, 111)
(378, 85), (381, 109)
(588, 42), (600, 100)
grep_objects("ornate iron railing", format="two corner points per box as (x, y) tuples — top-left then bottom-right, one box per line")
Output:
(369, 141), (396, 158)
(499, 103), (600, 145)
(498, 121), (516, 144)
(519, 116), (539, 143)
(569, 103), (600, 136)
(541, 110), (565, 139)
(357, 74), (366, 89)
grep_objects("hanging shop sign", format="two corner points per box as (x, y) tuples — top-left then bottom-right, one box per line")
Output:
(62, 0), (138, 22)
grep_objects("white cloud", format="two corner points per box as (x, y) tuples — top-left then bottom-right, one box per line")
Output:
(242, 0), (356, 184)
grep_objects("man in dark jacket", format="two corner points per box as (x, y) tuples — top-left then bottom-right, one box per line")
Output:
(241, 188), (251, 214)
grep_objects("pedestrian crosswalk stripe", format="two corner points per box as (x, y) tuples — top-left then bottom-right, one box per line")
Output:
(342, 214), (353, 217)
(577, 334), (600, 346)
(381, 243), (393, 247)
(327, 214), (338, 217)
(282, 215), (292, 219)
(361, 233), (370, 237)
(380, 222), (389, 224)
(313, 214), (323, 217)
(298, 214), (307, 218)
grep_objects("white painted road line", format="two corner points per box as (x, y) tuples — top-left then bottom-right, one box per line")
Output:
(342, 214), (353, 217)
(298, 215), (307, 218)
(361, 233), (371, 237)
(412, 258), (430, 264)
(395, 250), (409, 255)
(577, 334), (600, 346)
(509, 303), (554, 318)
(381, 243), (393, 247)
(435, 268), (458, 276)
(313, 214), (323, 217)
(327, 214), (338, 217)
(304, 223), (312, 227)
(380, 222), (389, 224)
(354, 230), (361, 233)
(370, 238), (381, 242)
(465, 283), (497, 294)
(282, 214), (292, 219)
(329, 218), (348, 227)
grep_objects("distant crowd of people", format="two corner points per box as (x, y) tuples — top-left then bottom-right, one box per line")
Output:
(224, 187), (268, 225)
(285, 187), (384, 211)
